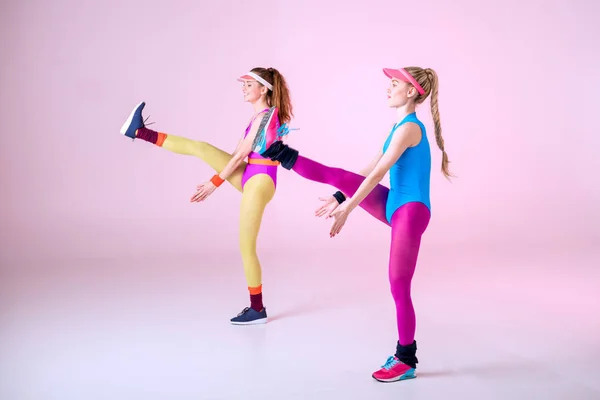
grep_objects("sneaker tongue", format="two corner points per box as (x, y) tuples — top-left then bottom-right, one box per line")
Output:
(237, 307), (250, 316)
(382, 356), (399, 369)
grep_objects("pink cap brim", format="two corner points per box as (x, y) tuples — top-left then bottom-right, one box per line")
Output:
(237, 74), (256, 82)
(382, 67), (426, 95)
(383, 68), (410, 82)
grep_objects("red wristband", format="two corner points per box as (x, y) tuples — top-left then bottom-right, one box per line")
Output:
(210, 174), (225, 187)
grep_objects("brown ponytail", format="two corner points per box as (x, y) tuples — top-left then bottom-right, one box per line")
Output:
(251, 67), (294, 125)
(404, 66), (453, 180)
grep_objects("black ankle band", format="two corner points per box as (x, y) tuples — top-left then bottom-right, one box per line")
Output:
(333, 191), (346, 204)
(280, 147), (298, 170)
(395, 340), (418, 369)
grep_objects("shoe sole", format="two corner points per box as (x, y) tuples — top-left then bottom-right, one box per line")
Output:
(230, 317), (268, 325)
(372, 372), (416, 383)
(120, 101), (144, 135)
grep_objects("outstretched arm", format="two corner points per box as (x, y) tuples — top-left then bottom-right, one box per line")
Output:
(328, 123), (421, 236)
(232, 138), (244, 156)
(190, 112), (266, 202)
(345, 123), (421, 211)
(214, 113), (265, 182)
(358, 148), (384, 177)
(333, 148), (383, 200)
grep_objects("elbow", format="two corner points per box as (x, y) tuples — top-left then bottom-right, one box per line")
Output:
(231, 153), (247, 165)
(370, 171), (386, 183)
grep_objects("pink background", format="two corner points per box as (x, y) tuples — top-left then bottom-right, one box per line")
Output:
(2, 0), (599, 263)
(1, 1), (600, 398)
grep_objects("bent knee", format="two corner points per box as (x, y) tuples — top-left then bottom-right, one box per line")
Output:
(389, 277), (412, 294)
(240, 251), (259, 266)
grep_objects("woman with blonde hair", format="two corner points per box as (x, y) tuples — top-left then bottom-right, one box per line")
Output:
(261, 66), (451, 381)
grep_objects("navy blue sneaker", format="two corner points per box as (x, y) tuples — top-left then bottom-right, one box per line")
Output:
(230, 307), (268, 325)
(120, 101), (146, 139)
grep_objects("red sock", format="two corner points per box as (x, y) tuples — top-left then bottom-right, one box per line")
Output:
(136, 127), (167, 146)
(249, 285), (263, 311)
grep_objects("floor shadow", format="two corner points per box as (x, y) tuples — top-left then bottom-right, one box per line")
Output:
(417, 361), (546, 380)
(267, 288), (364, 323)
(417, 370), (458, 378)
(267, 303), (326, 322)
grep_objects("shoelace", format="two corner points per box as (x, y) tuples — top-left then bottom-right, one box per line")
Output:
(381, 356), (400, 370)
(143, 115), (155, 127)
(237, 307), (251, 317)
(130, 115), (155, 142)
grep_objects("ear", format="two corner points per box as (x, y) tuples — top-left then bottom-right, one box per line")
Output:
(407, 86), (418, 98)
(261, 86), (268, 96)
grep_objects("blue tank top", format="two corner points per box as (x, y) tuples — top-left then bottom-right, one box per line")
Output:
(382, 112), (431, 223)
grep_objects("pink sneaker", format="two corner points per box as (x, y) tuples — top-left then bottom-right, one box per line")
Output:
(372, 356), (416, 382)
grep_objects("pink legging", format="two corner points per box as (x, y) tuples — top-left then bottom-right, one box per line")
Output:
(291, 156), (430, 345)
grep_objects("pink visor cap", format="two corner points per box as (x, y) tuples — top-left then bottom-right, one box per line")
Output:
(383, 68), (425, 95)
(237, 71), (273, 91)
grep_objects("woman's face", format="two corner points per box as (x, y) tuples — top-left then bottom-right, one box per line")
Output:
(387, 78), (417, 108)
(242, 79), (266, 103)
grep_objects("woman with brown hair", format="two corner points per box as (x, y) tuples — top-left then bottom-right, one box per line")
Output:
(119, 67), (294, 325)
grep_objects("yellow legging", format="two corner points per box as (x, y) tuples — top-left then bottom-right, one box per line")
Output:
(161, 135), (275, 288)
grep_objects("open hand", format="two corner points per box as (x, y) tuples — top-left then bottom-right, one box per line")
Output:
(328, 202), (351, 237)
(190, 181), (217, 203)
(315, 195), (340, 218)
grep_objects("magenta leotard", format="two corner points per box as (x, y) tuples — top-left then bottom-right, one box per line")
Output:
(241, 109), (279, 189)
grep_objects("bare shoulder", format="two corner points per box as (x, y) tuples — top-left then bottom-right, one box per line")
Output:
(247, 110), (269, 136)
(393, 121), (422, 147)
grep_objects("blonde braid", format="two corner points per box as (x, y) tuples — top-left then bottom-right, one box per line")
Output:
(405, 66), (453, 180)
